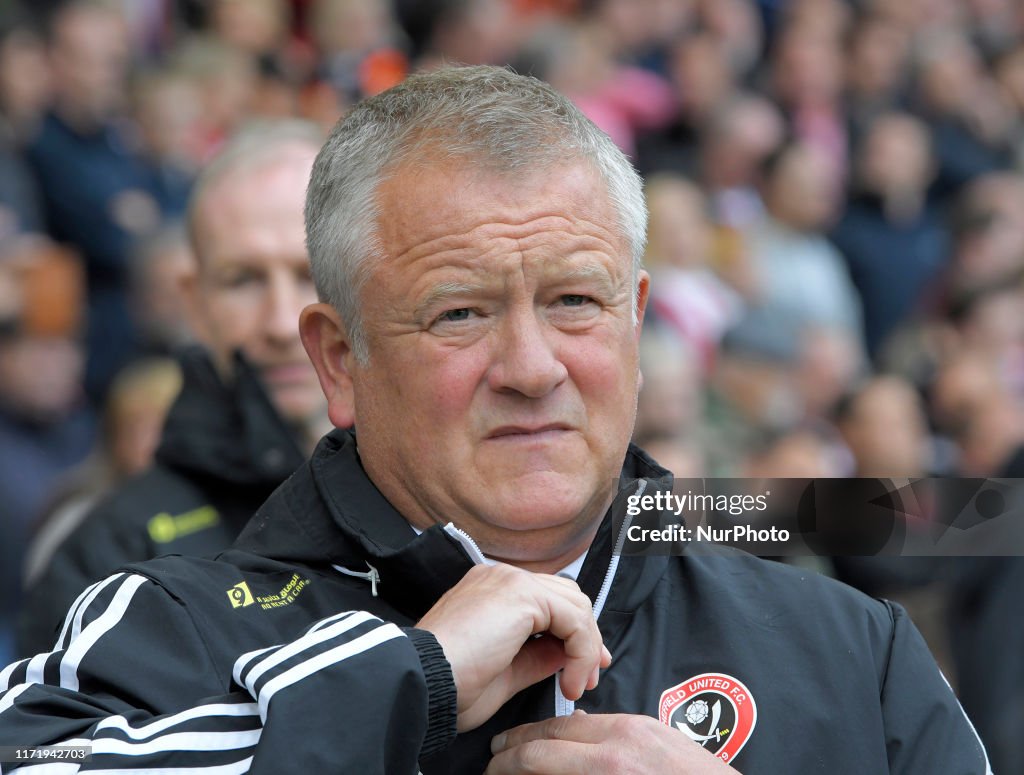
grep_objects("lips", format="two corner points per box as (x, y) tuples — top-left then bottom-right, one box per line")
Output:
(487, 423), (574, 439)
(260, 362), (313, 385)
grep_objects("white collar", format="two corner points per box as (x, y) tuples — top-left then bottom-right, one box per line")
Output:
(410, 524), (588, 581)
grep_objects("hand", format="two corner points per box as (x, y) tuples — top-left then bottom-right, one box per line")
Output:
(485, 710), (740, 774)
(416, 564), (611, 732)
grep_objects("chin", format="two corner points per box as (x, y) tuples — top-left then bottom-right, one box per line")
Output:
(485, 476), (598, 532)
(271, 390), (322, 426)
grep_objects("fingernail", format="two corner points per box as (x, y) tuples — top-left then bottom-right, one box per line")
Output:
(602, 645), (613, 663)
(491, 733), (507, 753)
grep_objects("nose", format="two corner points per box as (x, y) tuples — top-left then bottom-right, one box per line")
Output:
(487, 306), (568, 398)
(263, 270), (302, 346)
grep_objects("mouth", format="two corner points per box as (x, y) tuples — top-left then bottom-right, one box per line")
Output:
(260, 363), (313, 385)
(487, 423), (574, 440)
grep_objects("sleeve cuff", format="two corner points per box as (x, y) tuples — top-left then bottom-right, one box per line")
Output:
(404, 627), (458, 756)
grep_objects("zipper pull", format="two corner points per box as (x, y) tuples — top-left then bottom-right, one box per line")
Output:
(366, 563), (379, 597)
(333, 562), (381, 597)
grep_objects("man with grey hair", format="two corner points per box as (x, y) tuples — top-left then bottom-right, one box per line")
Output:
(0, 67), (989, 773)
(17, 121), (331, 657)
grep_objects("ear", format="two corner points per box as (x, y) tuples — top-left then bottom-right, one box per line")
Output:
(299, 302), (356, 429)
(634, 270), (650, 342)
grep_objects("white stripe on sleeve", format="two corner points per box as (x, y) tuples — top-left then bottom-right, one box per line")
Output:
(0, 657), (29, 692)
(59, 575), (149, 692)
(94, 702), (260, 741)
(257, 623), (404, 721)
(67, 574), (125, 647)
(237, 611), (374, 694)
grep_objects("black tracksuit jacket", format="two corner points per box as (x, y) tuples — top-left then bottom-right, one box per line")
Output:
(0, 431), (991, 773)
(16, 347), (306, 657)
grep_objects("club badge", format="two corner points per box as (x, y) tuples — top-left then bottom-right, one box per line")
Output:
(659, 672), (757, 764)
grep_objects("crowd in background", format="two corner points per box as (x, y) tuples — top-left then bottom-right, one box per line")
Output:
(1, 0), (1023, 767)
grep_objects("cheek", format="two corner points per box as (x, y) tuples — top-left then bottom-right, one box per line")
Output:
(204, 292), (261, 349)
(567, 331), (639, 399)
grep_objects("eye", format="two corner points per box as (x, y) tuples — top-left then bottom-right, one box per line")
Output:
(438, 308), (473, 323)
(560, 294), (592, 307)
(221, 269), (262, 288)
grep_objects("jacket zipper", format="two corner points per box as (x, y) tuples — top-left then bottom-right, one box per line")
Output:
(555, 478), (649, 717)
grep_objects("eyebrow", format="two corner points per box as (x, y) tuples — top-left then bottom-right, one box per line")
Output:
(414, 262), (622, 320)
(414, 281), (484, 321)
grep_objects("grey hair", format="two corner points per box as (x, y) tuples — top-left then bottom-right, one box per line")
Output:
(305, 65), (648, 363)
(187, 119), (325, 261)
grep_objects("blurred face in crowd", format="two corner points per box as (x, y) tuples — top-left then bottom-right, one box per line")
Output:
(846, 17), (910, 100)
(211, 0), (289, 55)
(840, 377), (929, 478)
(301, 157), (648, 572)
(645, 176), (712, 269)
(772, 30), (843, 107)
(670, 34), (733, 120)
(765, 144), (837, 231)
(859, 113), (933, 196)
(0, 335), (84, 422)
(187, 144), (323, 432)
(0, 26), (51, 131)
(49, 4), (129, 122)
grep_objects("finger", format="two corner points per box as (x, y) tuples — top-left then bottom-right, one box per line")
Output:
(484, 739), (596, 775)
(528, 577), (605, 694)
(535, 593), (604, 699)
(492, 712), (613, 754)
(504, 635), (570, 697)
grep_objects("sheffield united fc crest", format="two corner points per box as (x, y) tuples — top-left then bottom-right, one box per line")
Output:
(658, 672), (757, 764)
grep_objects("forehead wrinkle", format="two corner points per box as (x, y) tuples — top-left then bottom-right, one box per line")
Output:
(388, 211), (618, 266)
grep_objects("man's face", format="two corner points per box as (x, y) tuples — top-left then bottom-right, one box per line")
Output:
(338, 159), (647, 570)
(190, 147), (323, 429)
(50, 7), (129, 119)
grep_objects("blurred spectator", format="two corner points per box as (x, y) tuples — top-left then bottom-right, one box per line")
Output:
(694, 0), (763, 78)
(914, 30), (1016, 199)
(22, 356), (182, 589)
(522, 19), (675, 158)
(643, 173), (743, 369)
(697, 93), (785, 229)
(634, 325), (704, 447)
(171, 35), (257, 159)
(423, 0), (524, 67)
(835, 375), (932, 479)
(794, 325), (865, 424)
(842, 13), (912, 141)
(208, 0), (292, 60)
(702, 308), (804, 475)
(0, 13), (51, 143)
(949, 282), (1024, 396)
(635, 31), (738, 177)
(17, 121), (330, 656)
(25, 0), (163, 403)
(770, 17), (849, 185)
(0, 240), (94, 666)
(129, 66), (203, 216)
(946, 172), (1024, 299)
(128, 225), (196, 353)
(831, 112), (949, 360)
(742, 423), (846, 479)
(310, 0), (408, 103)
(746, 140), (864, 338)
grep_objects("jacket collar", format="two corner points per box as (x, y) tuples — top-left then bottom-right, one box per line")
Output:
(156, 346), (306, 487)
(236, 429), (673, 621)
